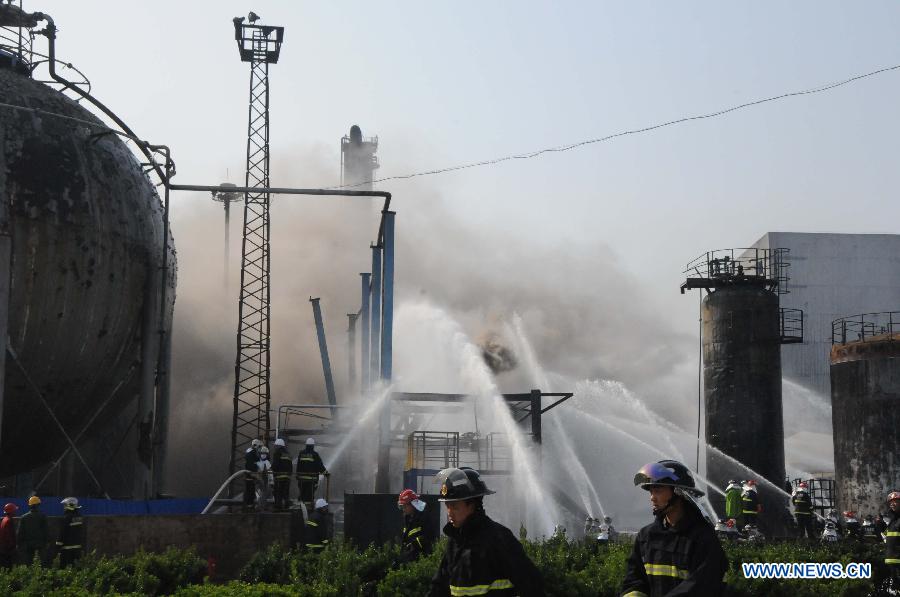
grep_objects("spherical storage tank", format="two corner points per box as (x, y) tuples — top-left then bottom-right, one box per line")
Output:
(830, 314), (900, 515)
(0, 65), (175, 478)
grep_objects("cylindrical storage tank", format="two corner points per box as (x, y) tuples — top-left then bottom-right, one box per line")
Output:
(0, 65), (175, 486)
(830, 315), (900, 516)
(703, 285), (786, 518)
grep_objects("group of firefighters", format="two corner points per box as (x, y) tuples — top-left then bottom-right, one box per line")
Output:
(242, 437), (329, 512)
(2, 454), (897, 596)
(0, 496), (84, 568)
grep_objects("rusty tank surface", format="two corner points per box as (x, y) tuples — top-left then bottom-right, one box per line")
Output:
(830, 314), (900, 515)
(0, 64), (176, 480)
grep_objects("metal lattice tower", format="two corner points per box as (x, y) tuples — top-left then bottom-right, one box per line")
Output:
(228, 14), (284, 476)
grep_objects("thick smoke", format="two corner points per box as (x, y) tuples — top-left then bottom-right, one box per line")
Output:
(163, 145), (697, 497)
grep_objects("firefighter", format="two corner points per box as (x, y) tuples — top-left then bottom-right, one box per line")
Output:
(741, 479), (760, 527)
(243, 438), (262, 511)
(621, 459), (728, 597)
(397, 489), (430, 565)
(304, 498), (331, 552)
(271, 438), (293, 511)
(428, 467), (544, 597)
(0, 503), (16, 569)
(791, 481), (814, 539)
(427, 467), (544, 597)
(256, 446), (273, 510)
(296, 438), (328, 507)
(17, 496), (49, 564)
(56, 497), (84, 567)
(724, 479), (743, 527)
(843, 510), (862, 541)
(884, 490), (900, 586)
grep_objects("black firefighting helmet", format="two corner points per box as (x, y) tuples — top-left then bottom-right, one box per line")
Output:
(435, 467), (496, 502)
(633, 460), (705, 497)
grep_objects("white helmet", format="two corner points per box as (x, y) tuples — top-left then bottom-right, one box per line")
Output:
(259, 446), (269, 454)
(314, 498), (328, 510)
(274, 438), (286, 447)
(306, 438), (315, 446)
(60, 497), (80, 509)
(251, 439), (263, 449)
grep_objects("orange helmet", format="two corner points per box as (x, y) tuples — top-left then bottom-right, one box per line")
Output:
(3, 503), (17, 515)
(397, 489), (419, 506)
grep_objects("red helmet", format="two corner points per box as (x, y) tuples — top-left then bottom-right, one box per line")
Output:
(745, 480), (757, 487)
(726, 518), (735, 528)
(887, 491), (900, 503)
(798, 482), (808, 489)
(397, 489), (419, 506)
(3, 503), (17, 515)
(843, 510), (856, 518)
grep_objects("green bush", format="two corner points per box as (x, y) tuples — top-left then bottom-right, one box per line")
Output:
(0, 535), (891, 596)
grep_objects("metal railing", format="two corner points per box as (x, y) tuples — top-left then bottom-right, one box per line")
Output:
(780, 308), (804, 344)
(832, 312), (900, 345)
(683, 247), (790, 294)
(406, 431), (459, 471)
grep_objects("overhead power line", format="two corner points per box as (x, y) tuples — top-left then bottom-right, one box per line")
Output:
(330, 63), (900, 189)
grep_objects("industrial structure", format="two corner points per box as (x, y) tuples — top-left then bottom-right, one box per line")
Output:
(228, 14), (285, 478)
(830, 311), (900, 515)
(341, 125), (379, 190)
(0, 3), (175, 499)
(752, 232), (900, 400)
(681, 247), (803, 529)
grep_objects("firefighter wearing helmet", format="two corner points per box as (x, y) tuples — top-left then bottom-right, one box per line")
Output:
(885, 490), (900, 584)
(791, 481), (814, 539)
(741, 479), (761, 527)
(57, 497), (84, 567)
(427, 467), (544, 597)
(396, 489), (431, 564)
(620, 460), (727, 597)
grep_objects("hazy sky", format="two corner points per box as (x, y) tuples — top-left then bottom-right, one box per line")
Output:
(36, 1), (899, 340)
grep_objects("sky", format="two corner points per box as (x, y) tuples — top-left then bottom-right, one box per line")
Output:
(21, 1), (900, 493)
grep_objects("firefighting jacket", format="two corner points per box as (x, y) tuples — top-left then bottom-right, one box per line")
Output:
(304, 509), (330, 551)
(398, 508), (431, 564)
(428, 510), (544, 597)
(296, 447), (327, 481)
(244, 447), (259, 481)
(886, 512), (900, 566)
(620, 505), (727, 597)
(272, 446), (293, 479)
(56, 509), (85, 554)
(791, 491), (813, 517)
(741, 489), (759, 515)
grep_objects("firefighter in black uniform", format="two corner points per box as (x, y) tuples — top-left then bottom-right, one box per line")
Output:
(243, 438), (262, 511)
(272, 438), (293, 511)
(304, 498), (331, 552)
(884, 490), (900, 589)
(296, 438), (328, 508)
(621, 459), (727, 597)
(396, 488), (431, 565)
(740, 479), (760, 529)
(791, 481), (815, 539)
(427, 467), (544, 597)
(56, 497), (84, 568)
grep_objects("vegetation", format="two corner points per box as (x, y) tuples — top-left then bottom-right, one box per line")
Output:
(0, 538), (892, 596)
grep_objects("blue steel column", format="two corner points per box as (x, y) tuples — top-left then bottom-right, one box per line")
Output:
(380, 212), (395, 381)
(375, 211), (395, 493)
(310, 297), (337, 415)
(370, 245), (382, 383)
(359, 273), (371, 392)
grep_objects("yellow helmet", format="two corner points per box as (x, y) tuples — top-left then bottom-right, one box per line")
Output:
(27, 496), (40, 506)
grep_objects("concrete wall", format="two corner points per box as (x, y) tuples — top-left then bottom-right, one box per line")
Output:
(35, 513), (295, 578)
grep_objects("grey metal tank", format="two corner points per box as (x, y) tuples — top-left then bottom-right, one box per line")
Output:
(830, 313), (900, 515)
(703, 285), (786, 490)
(0, 65), (176, 480)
